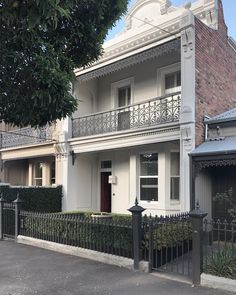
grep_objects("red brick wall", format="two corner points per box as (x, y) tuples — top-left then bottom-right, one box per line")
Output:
(195, 0), (236, 146)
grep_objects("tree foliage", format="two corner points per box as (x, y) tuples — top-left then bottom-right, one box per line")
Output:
(0, 0), (128, 127)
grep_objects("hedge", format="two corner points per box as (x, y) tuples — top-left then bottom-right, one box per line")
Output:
(22, 213), (133, 258)
(0, 184), (62, 212)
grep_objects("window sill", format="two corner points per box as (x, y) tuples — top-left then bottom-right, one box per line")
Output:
(170, 200), (180, 205)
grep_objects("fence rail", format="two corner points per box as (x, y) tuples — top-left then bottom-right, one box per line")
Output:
(72, 92), (181, 138)
(203, 219), (236, 279)
(1, 198), (235, 284)
(142, 212), (192, 276)
(0, 125), (53, 149)
(2, 202), (15, 238)
(19, 211), (133, 258)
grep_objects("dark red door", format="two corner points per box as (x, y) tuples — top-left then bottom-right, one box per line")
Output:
(101, 172), (111, 212)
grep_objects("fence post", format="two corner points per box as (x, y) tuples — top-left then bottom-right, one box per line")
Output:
(189, 202), (207, 286)
(0, 195), (6, 239)
(128, 198), (145, 270)
(13, 194), (23, 240)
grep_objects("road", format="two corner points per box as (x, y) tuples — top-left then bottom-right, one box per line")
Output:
(0, 240), (233, 295)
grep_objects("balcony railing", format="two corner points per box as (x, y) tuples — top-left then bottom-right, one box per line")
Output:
(72, 92), (181, 138)
(0, 125), (53, 149)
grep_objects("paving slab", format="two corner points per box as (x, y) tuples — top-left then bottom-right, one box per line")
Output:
(0, 240), (233, 295)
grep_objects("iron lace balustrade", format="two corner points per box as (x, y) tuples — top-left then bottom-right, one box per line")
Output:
(0, 125), (53, 149)
(72, 92), (181, 138)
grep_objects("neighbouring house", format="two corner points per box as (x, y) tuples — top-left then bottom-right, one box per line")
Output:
(0, 121), (58, 187)
(191, 108), (236, 220)
(0, 0), (236, 216)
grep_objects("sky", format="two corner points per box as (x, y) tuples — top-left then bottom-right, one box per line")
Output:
(107, 0), (236, 41)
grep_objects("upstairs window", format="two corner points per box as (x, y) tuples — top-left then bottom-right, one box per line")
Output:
(165, 71), (181, 94)
(139, 153), (158, 202)
(118, 86), (131, 107)
(170, 152), (180, 200)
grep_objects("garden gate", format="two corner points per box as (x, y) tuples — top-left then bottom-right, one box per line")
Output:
(143, 213), (193, 279)
(0, 196), (22, 239)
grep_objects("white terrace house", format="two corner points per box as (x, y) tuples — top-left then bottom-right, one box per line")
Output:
(60, 0), (220, 216)
(1, 0), (234, 216)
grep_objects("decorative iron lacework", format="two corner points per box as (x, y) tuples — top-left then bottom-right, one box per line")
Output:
(72, 92), (181, 138)
(0, 125), (53, 149)
(195, 158), (236, 172)
(77, 38), (180, 83)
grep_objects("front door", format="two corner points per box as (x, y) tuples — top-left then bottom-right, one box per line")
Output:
(100, 172), (111, 212)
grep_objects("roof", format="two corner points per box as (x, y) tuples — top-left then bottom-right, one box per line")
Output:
(191, 136), (236, 156)
(204, 108), (236, 124)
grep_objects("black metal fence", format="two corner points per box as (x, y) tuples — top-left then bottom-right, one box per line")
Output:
(19, 211), (133, 258)
(203, 219), (236, 279)
(142, 213), (192, 276)
(2, 202), (15, 238)
(1, 197), (235, 285)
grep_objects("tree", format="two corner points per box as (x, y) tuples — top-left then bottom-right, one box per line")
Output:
(0, 0), (128, 127)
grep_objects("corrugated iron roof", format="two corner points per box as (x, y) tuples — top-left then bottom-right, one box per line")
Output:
(191, 136), (236, 156)
(204, 108), (236, 124)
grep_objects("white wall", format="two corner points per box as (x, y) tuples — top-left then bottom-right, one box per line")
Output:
(73, 53), (180, 115)
(65, 141), (183, 216)
(109, 150), (130, 214)
(65, 153), (98, 212)
(4, 160), (28, 186)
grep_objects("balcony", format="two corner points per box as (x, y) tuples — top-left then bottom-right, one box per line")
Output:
(72, 92), (181, 138)
(0, 125), (53, 149)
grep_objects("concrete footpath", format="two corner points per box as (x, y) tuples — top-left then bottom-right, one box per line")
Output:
(0, 240), (233, 295)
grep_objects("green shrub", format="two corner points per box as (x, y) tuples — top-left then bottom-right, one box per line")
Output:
(23, 213), (133, 256)
(0, 185), (62, 212)
(144, 221), (192, 250)
(204, 247), (236, 279)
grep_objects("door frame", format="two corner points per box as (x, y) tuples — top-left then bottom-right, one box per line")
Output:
(99, 160), (112, 212)
(100, 171), (112, 212)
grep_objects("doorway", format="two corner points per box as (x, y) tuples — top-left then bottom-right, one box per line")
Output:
(100, 172), (112, 212)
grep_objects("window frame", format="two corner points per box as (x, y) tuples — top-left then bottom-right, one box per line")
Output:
(111, 77), (134, 109)
(50, 161), (56, 185)
(138, 152), (159, 203)
(170, 151), (180, 201)
(164, 70), (181, 95)
(157, 63), (181, 96)
(33, 162), (43, 186)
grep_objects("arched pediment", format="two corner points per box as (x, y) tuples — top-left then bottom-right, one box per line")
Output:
(125, 0), (172, 31)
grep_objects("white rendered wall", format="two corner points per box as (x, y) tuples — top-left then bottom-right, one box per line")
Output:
(74, 53), (180, 115)
(109, 150), (130, 214)
(65, 141), (182, 216)
(64, 154), (98, 212)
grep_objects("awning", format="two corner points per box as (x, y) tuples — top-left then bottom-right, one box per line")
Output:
(77, 38), (180, 83)
(191, 136), (236, 156)
(190, 137), (236, 171)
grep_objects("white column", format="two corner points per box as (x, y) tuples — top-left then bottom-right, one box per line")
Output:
(59, 116), (72, 211)
(179, 9), (196, 212)
(28, 163), (33, 186)
(129, 153), (137, 207)
(158, 151), (166, 212)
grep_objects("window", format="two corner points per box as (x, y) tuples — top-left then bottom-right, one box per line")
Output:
(165, 71), (181, 94)
(34, 162), (43, 186)
(170, 152), (180, 200)
(117, 86), (131, 130)
(118, 86), (131, 107)
(101, 160), (112, 169)
(139, 153), (158, 202)
(51, 161), (56, 185)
